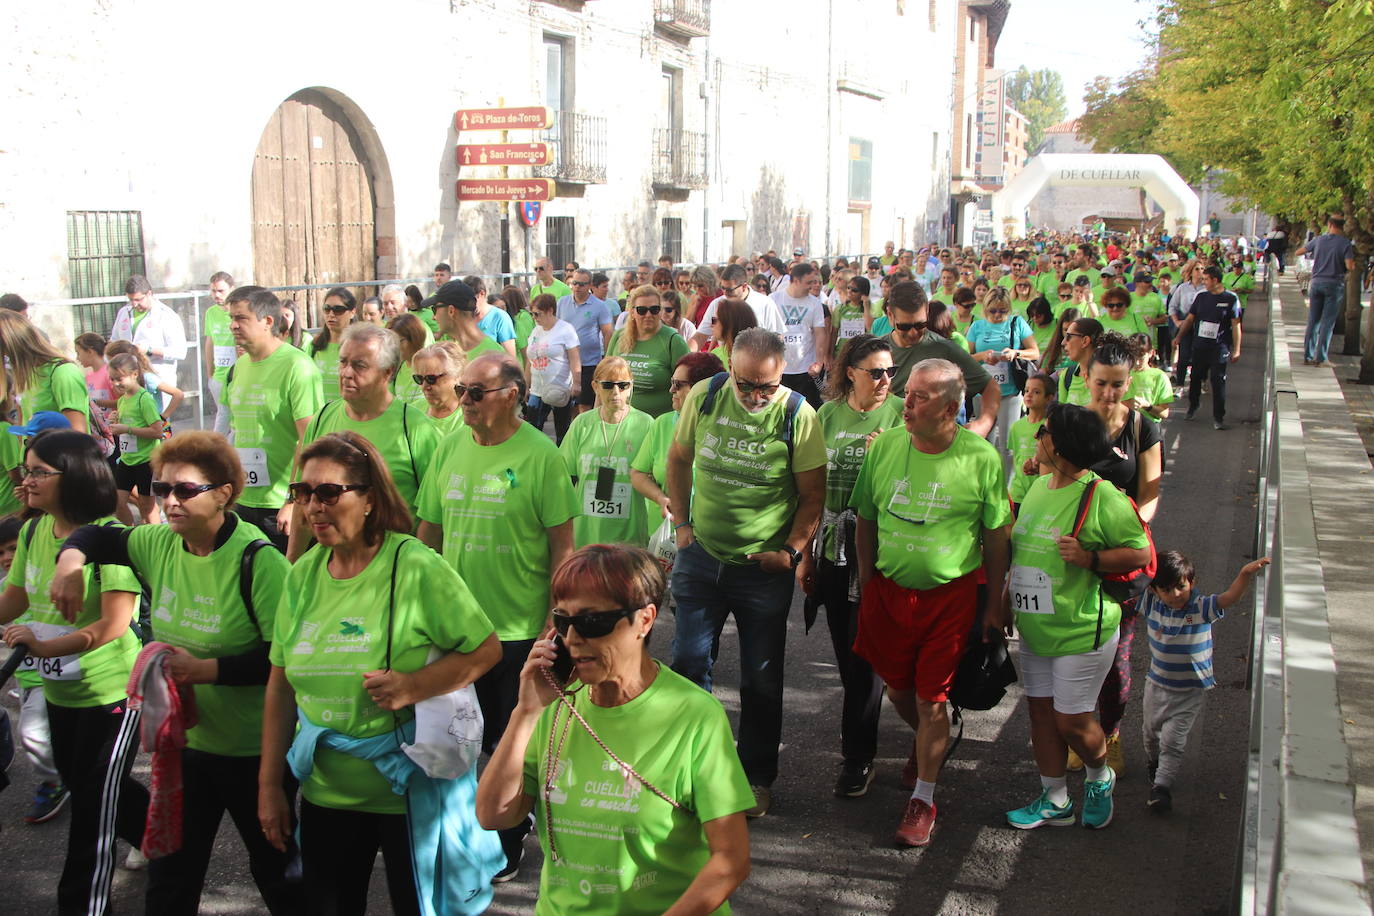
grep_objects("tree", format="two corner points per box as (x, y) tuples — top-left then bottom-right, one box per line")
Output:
(1004, 66), (1068, 153)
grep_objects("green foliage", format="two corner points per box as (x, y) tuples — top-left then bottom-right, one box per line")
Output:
(1004, 66), (1068, 152)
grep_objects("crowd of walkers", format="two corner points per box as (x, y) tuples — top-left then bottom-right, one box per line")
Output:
(0, 228), (1268, 914)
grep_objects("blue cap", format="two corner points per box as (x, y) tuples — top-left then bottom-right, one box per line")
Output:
(8, 411), (73, 438)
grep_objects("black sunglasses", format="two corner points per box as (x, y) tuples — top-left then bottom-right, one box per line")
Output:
(892, 320), (927, 332)
(288, 482), (370, 506)
(734, 378), (781, 396)
(150, 481), (220, 501)
(323, 305), (354, 315)
(634, 305), (662, 315)
(456, 383), (510, 402)
(668, 378), (693, 392)
(856, 366), (898, 381)
(552, 607), (639, 639)
(598, 380), (632, 390)
(413, 373), (447, 386)
(1059, 293), (1072, 300)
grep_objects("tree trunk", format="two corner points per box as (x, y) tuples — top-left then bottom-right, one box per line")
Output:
(1358, 285), (1374, 384)
(1342, 251), (1365, 354)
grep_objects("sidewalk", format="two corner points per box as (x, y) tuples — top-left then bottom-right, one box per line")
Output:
(1275, 275), (1374, 894)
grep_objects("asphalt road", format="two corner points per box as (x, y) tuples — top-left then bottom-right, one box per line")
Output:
(0, 308), (1265, 914)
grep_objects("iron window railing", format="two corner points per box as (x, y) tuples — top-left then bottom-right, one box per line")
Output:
(652, 128), (709, 190)
(66, 210), (147, 306)
(654, 0), (710, 37)
(534, 111), (608, 184)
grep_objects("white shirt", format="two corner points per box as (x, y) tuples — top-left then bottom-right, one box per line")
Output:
(527, 319), (581, 399)
(109, 297), (188, 384)
(769, 288), (826, 374)
(698, 289), (786, 337)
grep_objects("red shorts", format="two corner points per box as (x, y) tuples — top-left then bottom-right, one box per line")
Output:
(853, 571), (978, 702)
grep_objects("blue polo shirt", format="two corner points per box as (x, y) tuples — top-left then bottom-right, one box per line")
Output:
(555, 294), (612, 366)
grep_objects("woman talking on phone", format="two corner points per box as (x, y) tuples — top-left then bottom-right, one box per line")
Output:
(476, 545), (754, 914)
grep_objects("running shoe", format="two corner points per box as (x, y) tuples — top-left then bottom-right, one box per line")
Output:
(894, 798), (936, 847)
(744, 785), (771, 818)
(834, 760), (875, 799)
(1105, 734), (1126, 775)
(1148, 784), (1173, 812)
(492, 846), (523, 884)
(1082, 768), (1117, 829)
(24, 782), (69, 825)
(1006, 790), (1075, 829)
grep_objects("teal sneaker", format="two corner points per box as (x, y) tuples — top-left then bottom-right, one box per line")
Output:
(1082, 768), (1116, 829)
(1006, 790), (1075, 830)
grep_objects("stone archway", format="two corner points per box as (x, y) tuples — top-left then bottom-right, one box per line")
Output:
(992, 153), (1200, 240)
(250, 88), (395, 317)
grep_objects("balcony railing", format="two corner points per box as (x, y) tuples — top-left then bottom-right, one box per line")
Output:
(652, 128), (709, 190)
(533, 111), (608, 185)
(653, 0), (710, 39)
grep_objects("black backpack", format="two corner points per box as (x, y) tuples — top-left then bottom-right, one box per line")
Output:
(944, 631), (1019, 763)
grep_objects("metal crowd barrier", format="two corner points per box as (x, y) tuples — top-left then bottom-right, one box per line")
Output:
(1235, 257), (1371, 915)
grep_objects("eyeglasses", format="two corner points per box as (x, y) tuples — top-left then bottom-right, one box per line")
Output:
(1063, 332), (1087, 341)
(323, 305), (354, 315)
(892, 320), (927, 332)
(551, 607), (641, 639)
(150, 481), (220, 500)
(653, 282), (671, 289)
(18, 466), (62, 480)
(598, 380), (632, 390)
(287, 482), (370, 506)
(728, 284), (749, 297)
(634, 305), (661, 315)
(413, 373), (448, 386)
(856, 366), (898, 381)
(734, 377), (782, 397)
(570, 281), (590, 288)
(985, 308), (1009, 317)
(1058, 293), (1072, 300)
(668, 378), (693, 392)
(456, 383), (511, 402)
(662, 306), (677, 314)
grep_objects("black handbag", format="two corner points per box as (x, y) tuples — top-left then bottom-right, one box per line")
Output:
(943, 631), (1019, 763)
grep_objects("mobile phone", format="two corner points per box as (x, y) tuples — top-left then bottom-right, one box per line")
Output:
(551, 634), (574, 686)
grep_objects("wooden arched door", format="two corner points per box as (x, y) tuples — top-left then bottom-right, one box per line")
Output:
(251, 90), (376, 321)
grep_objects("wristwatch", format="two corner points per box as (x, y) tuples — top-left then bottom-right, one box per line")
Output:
(780, 545), (803, 569)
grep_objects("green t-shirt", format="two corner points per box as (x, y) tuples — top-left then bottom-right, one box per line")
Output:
(630, 409), (678, 522)
(115, 389), (163, 466)
(312, 341), (342, 402)
(522, 665), (754, 916)
(7, 516), (140, 708)
(559, 408), (655, 549)
(1129, 291), (1165, 325)
(1223, 270), (1255, 308)
(513, 309), (536, 361)
(0, 429), (24, 518)
(1035, 272), (1063, 298)
(391, 366), (427, 410)
(1127, 367), (1174, 420)
(606, 325), (689, 418)
(416, 423), (577, 641)
(849, 426), (1010, 590)
(1009, 474), (1149, 657)
(302, 398), (438, 518)
(930, 290), (957, 308)
(19, 361), (91, 430)
(1058, 366), (1092, 407)
(831, 302), (868, 356)
(467, 336), (505, 361)
(227, 344), (324, 510)
(884, 331), (991, 398)
(1030, 320), (1056, 357)
(1011, 298), (1033, 321)
(204, 304), (237, 385)
(1098, 311), (1148, 338)
(817, 398), (902, 514)
(429, 408), (466, 439)
(673, 379), (826, 564)
(270, 532), (494, 813)
(410, 307), (440, 337)
(530, 279), (572, 303)
(1007, 415), (1045, 504)
(1066, 268), (1101, 286)
(130, 517), (287, 756)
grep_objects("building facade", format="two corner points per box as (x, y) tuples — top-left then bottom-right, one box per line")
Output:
(3, 0), (962, 305)
(948, 0), (1010, 246)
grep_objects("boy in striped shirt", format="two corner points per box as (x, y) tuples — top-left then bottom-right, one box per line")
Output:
(1140, 550), (1270, 811)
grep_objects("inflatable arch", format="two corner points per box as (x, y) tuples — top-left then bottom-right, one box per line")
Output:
(991, 153), (1201, 240)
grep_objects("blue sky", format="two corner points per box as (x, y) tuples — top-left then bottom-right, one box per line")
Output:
(995, 0), (1158, 117)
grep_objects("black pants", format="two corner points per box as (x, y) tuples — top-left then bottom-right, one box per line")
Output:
(1156, 322), (1174, 370)
(530, 397), (574, 444)
(814, 560), (885, 764)
(48, 699), (149, 916)
(782, 372), (822, 410)
(145, 749), (303, 916)
(1188, 346), (1230, 422)
(1173, 327), (1195, 386)
(236, 504), (287, 553)
(299, 799), (418, 916)
(475, 639), (536, 865)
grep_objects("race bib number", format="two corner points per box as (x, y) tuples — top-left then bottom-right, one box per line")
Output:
(839, 318), (865, 340)
(583, 482), (630, 519)
(784, 332), (805, 348)
(1009, 565), (1054, 615)
(27, 622), (83, 681)
(237, 447), (270, 488)
(990, 361), (1011, 386)
(213, 345), (237, 368)
(118, 434), (137, 454)
(1198, 320), (1220, 340)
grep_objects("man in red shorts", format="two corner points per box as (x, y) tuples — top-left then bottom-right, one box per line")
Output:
(850, 357), (1010, 847)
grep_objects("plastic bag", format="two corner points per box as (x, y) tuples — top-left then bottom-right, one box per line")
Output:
(401, 683), (484, 780)
(648, 516), (677, 575)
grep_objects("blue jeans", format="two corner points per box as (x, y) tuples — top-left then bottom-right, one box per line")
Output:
(670, 539), (795, 786)
(1305, 278), (1345, 362)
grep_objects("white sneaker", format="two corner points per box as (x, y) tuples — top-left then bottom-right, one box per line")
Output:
(124, 847), (149, 870)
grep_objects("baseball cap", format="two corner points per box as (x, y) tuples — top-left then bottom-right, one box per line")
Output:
(1134, 273), (1153, 284)
(423, 280), (477, 311)
(8, 410), (72, 438)
(867, 257), (882, 269)
(792, 248), (805, 257)
(1099, 266), (1117, 278)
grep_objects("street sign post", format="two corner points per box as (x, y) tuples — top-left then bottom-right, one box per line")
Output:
(456, 179), (555, 201)
(455, 143), (551, 167)
(454, 107), (553, 132)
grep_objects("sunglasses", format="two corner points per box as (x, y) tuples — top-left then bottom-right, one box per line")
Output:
(734, 378), (781, 396)
(668, 378), (693, 392)
(287, 482), (370, 506)
(1059, 293), (1072, 300)
(598, 380), (632, 390)
(552, 607), (640, 639)
(892, 320), (927, 332)
(634, 305), (662, 315)
(412, 373), (447, 386)
(662, 306), (677, 314)
(323, 305), (354, 315)
(1063, 332), (1087, 341)
(456, 383), (510, 402)
(985, 308), (1009, 316)
(150, 481), (220, 501)
(653, 282), (671, 289)
(856, 366), (898, 381)
(570, 281), (590, 287)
